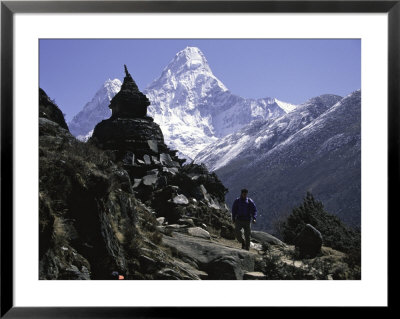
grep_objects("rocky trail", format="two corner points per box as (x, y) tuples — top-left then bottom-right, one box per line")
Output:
(155, 219), (348, 280)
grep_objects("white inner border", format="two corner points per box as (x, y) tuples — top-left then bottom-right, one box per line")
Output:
(14, 13), (388, 307)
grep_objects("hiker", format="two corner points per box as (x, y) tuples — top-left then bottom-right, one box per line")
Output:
(231, 188), (257, 251)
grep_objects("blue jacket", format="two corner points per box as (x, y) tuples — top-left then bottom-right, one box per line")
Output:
(232, 197), (257, 221)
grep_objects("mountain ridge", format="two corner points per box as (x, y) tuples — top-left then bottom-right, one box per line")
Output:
(203, 90), (361, 232)
(69, 78), (121, 138)
(195, 93), (343, 171)
(67, 46), (296, 159)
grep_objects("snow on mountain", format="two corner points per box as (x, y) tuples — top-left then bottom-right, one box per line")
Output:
(69, 79), (121, 138)
(76, 129), (94, 142)
(275, 98), (297, 113)
(196, 90), (361, 232)
(144, 46), (296, 159)
(195, 94), (343, 171)
(68, 47), (296, 160)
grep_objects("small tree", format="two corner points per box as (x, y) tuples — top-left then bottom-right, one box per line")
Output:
(279, 192), (360, 255)
(280, 192), (324, 244)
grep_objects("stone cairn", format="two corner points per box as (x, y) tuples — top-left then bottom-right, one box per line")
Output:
(91, 65), (185, 175)
(90, 66), (232, 231)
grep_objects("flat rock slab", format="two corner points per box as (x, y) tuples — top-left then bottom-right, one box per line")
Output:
(173, 260), (208, 280)
(160, 153), (174, 166)
(243, 272), (266, 280)
(165, 224), (188, 230)
(147, 140), (158, 153)
(187, 227), (211, 240)
(162, 232), (256, 280)
(251, 231), (286, 247)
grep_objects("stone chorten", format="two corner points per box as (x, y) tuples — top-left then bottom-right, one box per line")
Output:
(109, 65), (150, 118)
(90, 65), (185, 169)
(89, 66), (231, 234)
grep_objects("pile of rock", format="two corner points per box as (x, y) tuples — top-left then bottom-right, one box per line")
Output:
(90, 67), (177, 162)
(90, 66), (234, 238)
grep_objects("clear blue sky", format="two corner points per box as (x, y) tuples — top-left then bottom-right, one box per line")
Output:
(39, 39), (361, 122)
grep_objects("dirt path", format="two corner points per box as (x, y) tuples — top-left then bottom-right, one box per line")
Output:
(210, 234), (262, 255)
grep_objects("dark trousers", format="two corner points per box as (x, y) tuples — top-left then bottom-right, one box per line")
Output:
(235, 219), (251, 250)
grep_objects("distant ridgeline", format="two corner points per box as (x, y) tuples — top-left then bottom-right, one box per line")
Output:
(197, 91), (362, 233)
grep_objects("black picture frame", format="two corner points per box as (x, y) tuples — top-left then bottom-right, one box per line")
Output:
(1, 0), (396, 317)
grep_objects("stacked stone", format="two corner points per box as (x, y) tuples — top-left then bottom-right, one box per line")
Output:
(90, 66), (232, 235)
(109, 65), (150, 119)
(91, 65), (185, 172)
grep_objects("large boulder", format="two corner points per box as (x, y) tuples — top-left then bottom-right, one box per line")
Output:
(251, 231), (286, 247)
(187, 227), (211, 240)
(295, 224), (323, 258)
(162, 232), (256, 279)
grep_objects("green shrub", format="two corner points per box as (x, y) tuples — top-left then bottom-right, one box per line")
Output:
(279, 192), (361, 257)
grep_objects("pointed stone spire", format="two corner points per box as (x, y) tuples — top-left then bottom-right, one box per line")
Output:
(124, 64), (129, 76)
(109, 65), (150, 118)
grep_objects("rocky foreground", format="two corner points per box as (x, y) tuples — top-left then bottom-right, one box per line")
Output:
(38, 104), (354, 280)
(39, 67), (359, 280)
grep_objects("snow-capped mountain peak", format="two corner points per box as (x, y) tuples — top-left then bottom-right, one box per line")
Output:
(103, 78), (122, 100)
(68, 78), (121, 138)
(147, 46), (228, 93)
(166, 46), (212, 74)
(69, 48), (296, 159)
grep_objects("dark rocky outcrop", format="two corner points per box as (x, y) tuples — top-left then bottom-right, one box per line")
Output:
(39, 89), (201, 280)
(39, 88), (69, 130)
(39, 70), (235, 280)
(295, 224), (323, 258)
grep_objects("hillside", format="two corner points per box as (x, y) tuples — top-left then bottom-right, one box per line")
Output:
(39, 72), (360, 280)
(196, 91), (361, 232)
